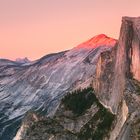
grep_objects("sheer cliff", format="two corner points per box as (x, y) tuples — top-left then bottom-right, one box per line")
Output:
(93, 17), (140, 139)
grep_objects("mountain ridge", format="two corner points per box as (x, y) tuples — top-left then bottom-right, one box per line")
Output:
(0, 34), (116, 140)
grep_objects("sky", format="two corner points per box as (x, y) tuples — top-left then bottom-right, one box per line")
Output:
(0, 0), (140, 60)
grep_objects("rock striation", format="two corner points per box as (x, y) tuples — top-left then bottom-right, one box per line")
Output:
(122, 17), (140, 81)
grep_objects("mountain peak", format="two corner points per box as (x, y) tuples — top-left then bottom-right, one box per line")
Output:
(76, 34), (117, 49)
(93, 34), (108, 38)
(15, 57), (30, 63)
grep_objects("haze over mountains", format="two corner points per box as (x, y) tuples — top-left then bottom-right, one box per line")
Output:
(0, 17), (140, 140)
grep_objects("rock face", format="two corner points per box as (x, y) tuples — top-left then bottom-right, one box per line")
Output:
(122, 17), (140, 81)
(93, 46), (117, 113)
(113, 17), (140, 83)
(94, 17), (140, 113)
(115, 17), (140, 83)
(111, 17), (140, 139)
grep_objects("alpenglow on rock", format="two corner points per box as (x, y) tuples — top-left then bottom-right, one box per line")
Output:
(0, 34), (116, 140)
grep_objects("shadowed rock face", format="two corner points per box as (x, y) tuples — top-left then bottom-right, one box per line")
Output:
(109, 17), (140, 140)
(110, 17), (140, 116)
(120, 17), (140, 81)
(123, 17), (140, 81)
(93, 46), (117, 113)
(94, 17), (140, 114)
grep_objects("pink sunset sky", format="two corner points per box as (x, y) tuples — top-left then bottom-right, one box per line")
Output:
(0, 0), (140, 60)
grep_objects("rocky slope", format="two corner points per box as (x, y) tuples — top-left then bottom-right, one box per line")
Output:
(13, 16), (140, 140)
(0, 34), (116, 140)
(13, 88), (115, 140)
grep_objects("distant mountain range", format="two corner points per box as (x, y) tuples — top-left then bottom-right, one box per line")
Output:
(15, 57), (30, 64)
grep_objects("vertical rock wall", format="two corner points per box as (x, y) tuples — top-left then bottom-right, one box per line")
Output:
(94, 17), (140, 114)
(110, 17), (133, 113)
(118, 17), (140, 82)
(127, 17), (140, 81)
(93, 47), (117, 113)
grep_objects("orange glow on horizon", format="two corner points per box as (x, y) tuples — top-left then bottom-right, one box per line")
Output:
(0, 0), (140, 60)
